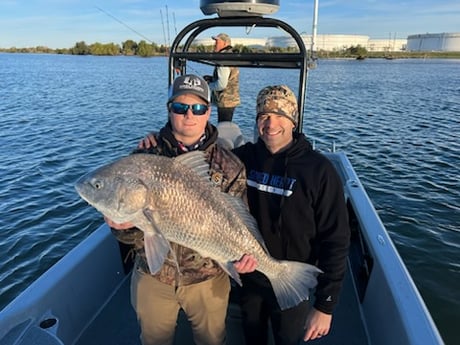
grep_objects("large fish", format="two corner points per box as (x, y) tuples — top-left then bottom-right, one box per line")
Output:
(75, 151), (321, 310)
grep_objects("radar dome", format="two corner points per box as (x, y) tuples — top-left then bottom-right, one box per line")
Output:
(200, 0), (280, 17)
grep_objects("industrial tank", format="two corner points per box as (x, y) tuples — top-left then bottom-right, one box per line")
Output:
(407, 33), (460, 52)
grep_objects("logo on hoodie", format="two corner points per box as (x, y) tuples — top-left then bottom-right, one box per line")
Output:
(247, 170), (296, 197)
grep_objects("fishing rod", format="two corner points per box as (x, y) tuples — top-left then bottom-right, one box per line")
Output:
(95, 5), (213, 76)
(95, 6), (154, 43)
(160, 8), (168, 48)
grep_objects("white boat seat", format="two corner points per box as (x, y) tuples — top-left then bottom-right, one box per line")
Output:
(216, 121), (245, 149)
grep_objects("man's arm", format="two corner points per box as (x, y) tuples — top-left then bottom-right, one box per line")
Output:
(208, 66), (231, 91)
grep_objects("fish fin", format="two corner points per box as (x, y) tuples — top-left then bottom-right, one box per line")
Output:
(174, 151), (210, 180)
(219, 262), (242, 286)
(142, 209), (173, 274)
(268, 261), (323, 310)
(143, 232), (171, 274)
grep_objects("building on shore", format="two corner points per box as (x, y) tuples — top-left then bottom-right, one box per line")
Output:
(268, 34), (369, 51)
(406, 33), (460, 52)
(194, 32), (460, 52)
(196, 34), (407, 52)
(267, 34), (408, 52)
(366, 39), (407, 52)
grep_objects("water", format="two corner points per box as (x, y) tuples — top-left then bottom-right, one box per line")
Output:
(0, 54), (459, 344)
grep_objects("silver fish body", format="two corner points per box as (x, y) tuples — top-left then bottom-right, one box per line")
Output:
(75, 151), (321, 310)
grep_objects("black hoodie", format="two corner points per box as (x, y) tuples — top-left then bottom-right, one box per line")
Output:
(233, 133), (350, 314)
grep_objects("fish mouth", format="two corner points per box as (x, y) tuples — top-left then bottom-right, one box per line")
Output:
(74, 179), (125, 223)
(74, 178), (90, 201)
(75, 178), (99, 210)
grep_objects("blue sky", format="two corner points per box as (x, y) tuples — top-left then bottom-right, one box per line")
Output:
(1, 0), (459, 49)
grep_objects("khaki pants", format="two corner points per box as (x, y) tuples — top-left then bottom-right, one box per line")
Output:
(131, 269), (230, 345)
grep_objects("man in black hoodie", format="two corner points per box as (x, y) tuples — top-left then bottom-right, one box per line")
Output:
(232, 85), (350, 345)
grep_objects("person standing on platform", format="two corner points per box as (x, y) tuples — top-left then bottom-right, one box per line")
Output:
(204, 33), (240, 123)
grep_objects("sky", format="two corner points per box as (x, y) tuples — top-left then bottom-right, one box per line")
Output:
(0, 0), (459, 49)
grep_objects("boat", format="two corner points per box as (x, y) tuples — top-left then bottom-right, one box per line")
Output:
(0, 1), (444, 344)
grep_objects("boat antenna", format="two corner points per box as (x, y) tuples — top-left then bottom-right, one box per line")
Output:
(95, 6), (153, 43)
(308, 0), (318, 69)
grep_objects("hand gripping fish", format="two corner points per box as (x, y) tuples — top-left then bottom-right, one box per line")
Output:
(75, 151), (322, 310)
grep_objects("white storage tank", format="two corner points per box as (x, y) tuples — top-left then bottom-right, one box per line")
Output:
(406, 33), (460, 52)
(200, 0), (280, 17)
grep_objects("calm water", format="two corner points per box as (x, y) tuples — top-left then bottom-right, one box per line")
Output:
(0, 54), (459, 344)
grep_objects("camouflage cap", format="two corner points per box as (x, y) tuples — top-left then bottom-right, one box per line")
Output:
(256, 85), (299, 127)
(168, 74), (211, 104)
(212, 33), (231, 45)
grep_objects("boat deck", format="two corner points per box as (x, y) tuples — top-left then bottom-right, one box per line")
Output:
(76, 260), (368, 345)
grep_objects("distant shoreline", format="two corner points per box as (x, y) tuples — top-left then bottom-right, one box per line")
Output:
(1, 49), (460, 59)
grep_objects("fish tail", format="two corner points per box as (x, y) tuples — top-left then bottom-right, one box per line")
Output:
(268, 261), (322, 310)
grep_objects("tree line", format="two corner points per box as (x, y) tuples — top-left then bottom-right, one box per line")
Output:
(0, 40), (276, 56)
(0, 40), (170, 57)
(0, 39), (260, 56)
(0, 39), (339, 57)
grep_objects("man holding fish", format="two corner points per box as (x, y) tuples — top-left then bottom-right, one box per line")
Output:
(102, 74), (250, 345)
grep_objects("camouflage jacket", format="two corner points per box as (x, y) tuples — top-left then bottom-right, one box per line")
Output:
(111, 122), (246, 286)
(211, 46), (241, 108)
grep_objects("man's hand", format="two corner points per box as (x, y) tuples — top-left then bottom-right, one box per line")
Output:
(138, 132), (158, 150)
(203, 75), (213, 83)
(233, 254), (258, 273)
(104, 216), (134, 230)
(303, 308), (332, 341)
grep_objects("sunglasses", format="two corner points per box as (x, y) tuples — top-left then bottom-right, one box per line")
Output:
(169, 102), (209, 116)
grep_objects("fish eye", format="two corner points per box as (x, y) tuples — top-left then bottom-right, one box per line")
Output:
(92, 179), (103, 190)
